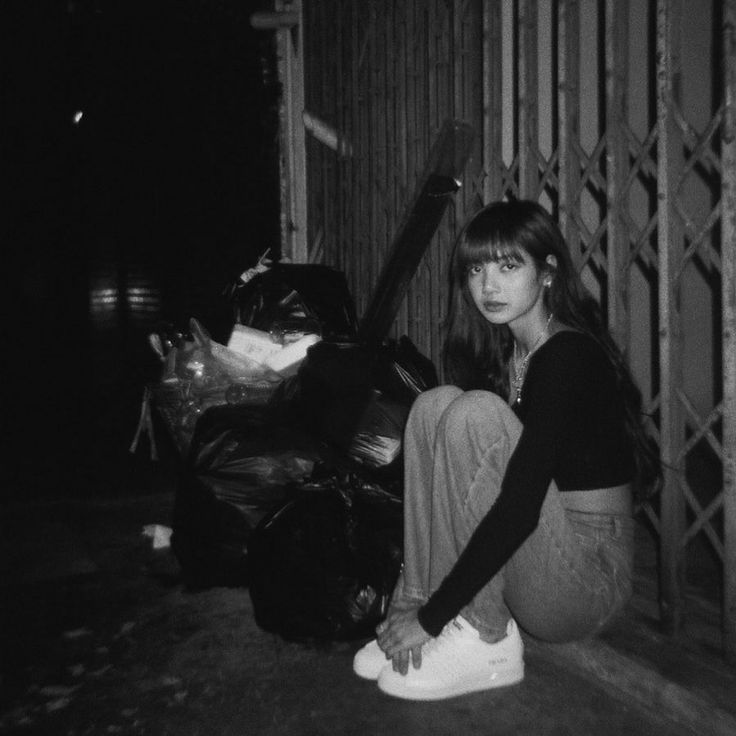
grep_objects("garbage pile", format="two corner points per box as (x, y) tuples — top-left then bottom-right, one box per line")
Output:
(142, 261), (436, 640)
(147, 260), (356, 457)
(142, 119), (472, 641)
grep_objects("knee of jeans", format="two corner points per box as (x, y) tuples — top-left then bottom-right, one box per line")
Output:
(409, 385), (463, 422)
(439, 390), (507, 436)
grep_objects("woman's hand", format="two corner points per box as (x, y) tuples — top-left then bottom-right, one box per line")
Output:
(376, 609), (432, 675)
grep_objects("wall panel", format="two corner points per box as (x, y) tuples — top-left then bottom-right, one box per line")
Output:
(299, 0), (736, 659)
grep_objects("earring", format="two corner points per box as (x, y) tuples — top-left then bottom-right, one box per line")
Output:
(544, 277), (552, 287)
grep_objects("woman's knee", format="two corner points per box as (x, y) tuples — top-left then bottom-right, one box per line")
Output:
(408, 385), (464, 425)
(438, 390), (510, 436)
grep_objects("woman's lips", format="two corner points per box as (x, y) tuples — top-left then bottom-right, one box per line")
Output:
(482, 301), (506, 312)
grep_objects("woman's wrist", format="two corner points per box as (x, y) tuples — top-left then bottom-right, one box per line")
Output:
(416, 604), (444, 638)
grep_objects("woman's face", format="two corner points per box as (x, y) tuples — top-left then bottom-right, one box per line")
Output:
(466, 250), (547, 330)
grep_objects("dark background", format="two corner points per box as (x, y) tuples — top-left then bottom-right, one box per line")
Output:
(3, 0), (280, 500)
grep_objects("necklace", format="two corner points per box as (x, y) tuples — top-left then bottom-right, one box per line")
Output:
(511, 312), (554, 405)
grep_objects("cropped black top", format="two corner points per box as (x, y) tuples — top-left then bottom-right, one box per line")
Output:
(417, 331), (636, 636)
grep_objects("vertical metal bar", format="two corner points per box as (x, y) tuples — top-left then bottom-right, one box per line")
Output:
(518, 0), (539, 199)
(319, 0), (333, 265)
(427, 1), (438, 135)
(275, 0), (308, 262)
(722, 0), (736, 664)
(368, 0), (379, 317)
(656, 0), (686, 636)
(406, 0), (418, 193)
(405, 0), (418, 345)
(558, 0), (581, 267)
(352, 0), (364, 311)
(389, 3), (408, 339)
(341, 1), (354, 273)
(428, 0), (446, 358)
(419, 1), (431, 354)
(452, 0), (462, 122)
(605, 0), (630, 350)
(377, 2), (388, 258)
(483, 0), (503, 203)
(332, 0), (344, 269)
(397, 2), (410, 339)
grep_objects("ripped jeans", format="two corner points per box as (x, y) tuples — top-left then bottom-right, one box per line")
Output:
(392, 386), (634, 643)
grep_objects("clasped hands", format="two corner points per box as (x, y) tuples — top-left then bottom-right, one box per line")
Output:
(375, 608), (432, 675)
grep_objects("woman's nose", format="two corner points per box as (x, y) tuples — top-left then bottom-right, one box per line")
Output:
(481, 267), (497, 293)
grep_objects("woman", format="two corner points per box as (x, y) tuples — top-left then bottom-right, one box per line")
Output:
(352, 200), (658, 701)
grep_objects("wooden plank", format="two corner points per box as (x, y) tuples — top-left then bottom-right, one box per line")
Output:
(721, 0), (736, 664)
(656, 0), (686, 636)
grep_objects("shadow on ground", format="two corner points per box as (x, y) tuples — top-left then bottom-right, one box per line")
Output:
(3, 463), (729, 736)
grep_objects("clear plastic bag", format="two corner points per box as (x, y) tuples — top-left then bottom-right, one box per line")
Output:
(150, 318), (283, 454)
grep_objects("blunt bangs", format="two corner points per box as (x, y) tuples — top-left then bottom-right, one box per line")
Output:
(457, 234), (526, 273)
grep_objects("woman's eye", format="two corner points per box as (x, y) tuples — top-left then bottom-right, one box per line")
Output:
(469, 264), (483, 275)
(500, 262), (517, 271)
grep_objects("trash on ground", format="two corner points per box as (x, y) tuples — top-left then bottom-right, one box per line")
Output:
(62, 628), (93, 641)
(142, 524), (173, 550)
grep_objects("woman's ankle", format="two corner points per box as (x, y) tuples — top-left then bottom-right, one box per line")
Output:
(464, 615), (512, 644)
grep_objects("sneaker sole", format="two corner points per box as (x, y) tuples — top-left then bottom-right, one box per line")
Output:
(377, 665), (524, 701)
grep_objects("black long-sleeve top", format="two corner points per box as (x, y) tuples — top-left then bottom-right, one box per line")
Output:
(416, 331), (636, 636)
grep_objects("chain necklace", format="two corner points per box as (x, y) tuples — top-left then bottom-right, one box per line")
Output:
(511, 312), (554, 405)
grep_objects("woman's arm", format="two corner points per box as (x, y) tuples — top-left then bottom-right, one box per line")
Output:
(416, 335), (593, 636)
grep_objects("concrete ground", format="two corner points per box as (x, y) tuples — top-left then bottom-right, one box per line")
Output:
(2, 441), (736, 736)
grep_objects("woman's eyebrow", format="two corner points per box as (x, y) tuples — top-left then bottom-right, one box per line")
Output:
(494, 252), (522, 264)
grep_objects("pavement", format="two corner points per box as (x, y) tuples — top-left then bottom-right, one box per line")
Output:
(2, 443), (736, 736)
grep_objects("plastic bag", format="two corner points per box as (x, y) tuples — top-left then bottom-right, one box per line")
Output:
(347, 391), (408, 469)
(247, 472), (403, 641)
(171, 404), (321, 588)
(276, 336), (438, 475)
(230, 263), (359, 342)
(150, 318), (283, 454)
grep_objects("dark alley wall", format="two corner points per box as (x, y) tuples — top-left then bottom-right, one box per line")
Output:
(3, 0), (280, 499)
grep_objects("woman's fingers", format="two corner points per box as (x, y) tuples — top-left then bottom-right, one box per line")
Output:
(392, 649), (410, 675)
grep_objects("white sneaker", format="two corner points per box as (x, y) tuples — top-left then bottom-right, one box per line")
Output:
(353, 638), (390, 680)
(377, 617), (524, 700)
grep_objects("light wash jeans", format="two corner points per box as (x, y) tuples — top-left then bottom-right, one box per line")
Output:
(391, 386), (634, 643)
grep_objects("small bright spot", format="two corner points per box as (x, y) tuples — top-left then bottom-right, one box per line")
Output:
(73, 111), (84, 124)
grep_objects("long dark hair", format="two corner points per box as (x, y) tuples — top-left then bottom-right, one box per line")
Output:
(443, 200), (660, 498)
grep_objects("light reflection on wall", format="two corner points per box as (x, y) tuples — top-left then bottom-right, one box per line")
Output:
(89, 268), (162, 329)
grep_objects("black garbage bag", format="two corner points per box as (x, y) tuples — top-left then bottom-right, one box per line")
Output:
(247, 473), (403, 641)
(231, 263), (359, 342)
(171, 404), (321, 588)
(276, 335), (438, 475)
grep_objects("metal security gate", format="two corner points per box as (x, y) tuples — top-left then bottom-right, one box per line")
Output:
(266, 0), (736, 660)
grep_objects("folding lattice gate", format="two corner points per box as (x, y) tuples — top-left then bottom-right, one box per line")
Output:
(269, 0), (736, 660)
